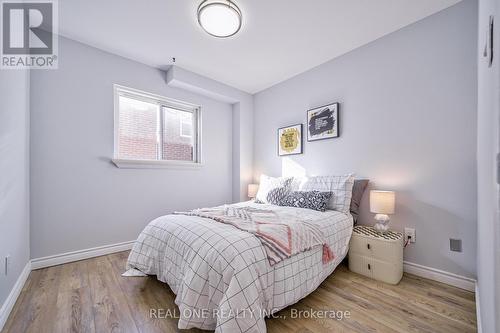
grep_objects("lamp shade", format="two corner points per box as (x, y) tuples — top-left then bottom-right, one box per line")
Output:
(370, 190), (395, 214)
(248, 184), (259, 198)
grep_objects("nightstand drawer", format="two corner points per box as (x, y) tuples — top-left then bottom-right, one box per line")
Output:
(371, 257), (403, 284)
(349, 234), (403, 262)
(348, 253), (403, 284)
(348, 253), (374, 278)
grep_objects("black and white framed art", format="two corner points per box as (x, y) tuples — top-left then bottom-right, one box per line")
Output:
(307, 102), (339, 141)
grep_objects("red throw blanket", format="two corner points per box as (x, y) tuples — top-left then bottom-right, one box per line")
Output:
(176, 206), (334, 266)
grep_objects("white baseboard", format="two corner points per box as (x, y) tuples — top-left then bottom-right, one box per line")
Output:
(31, 240), (135, 270)
(475, 282), (482, 333)
(403, 261), (475, 292)
(0, 261), (31, 332)
(31, 243), (478, 292)
(0, 241), (135, 330)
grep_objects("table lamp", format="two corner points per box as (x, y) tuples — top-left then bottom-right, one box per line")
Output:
(248, 184), (259, 199)
(370, 190), (396, 234)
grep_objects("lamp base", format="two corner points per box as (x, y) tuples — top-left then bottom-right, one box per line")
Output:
(373, 214), (390, 234)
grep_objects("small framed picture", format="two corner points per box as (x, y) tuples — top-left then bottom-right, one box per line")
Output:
(278, 124), (303, 156)
(307, 102), (339, 141)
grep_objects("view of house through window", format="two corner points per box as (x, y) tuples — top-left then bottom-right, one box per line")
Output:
(163, 107), (194, 161)
(115, 87), (199, 163)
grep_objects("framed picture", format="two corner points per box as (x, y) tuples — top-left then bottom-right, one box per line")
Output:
(307, 102), (339, 141)
(278, 124), (303, 156)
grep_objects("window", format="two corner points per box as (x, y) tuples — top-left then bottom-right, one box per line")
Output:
(113, 85), (201, 168)
(179, 112), (193, 138)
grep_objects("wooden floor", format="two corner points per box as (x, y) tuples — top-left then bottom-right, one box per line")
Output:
(2, 251), (477, 333)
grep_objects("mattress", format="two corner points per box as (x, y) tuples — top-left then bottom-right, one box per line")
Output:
(126, 201), (353, 333)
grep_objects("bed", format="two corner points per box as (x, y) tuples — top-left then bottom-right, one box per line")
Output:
(126, 201), (353, 333)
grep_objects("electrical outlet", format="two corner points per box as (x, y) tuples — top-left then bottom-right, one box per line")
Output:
(450, 239), (462, 252)
(404, 228), (416, 243)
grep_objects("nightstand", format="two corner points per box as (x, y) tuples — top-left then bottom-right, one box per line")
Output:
(348, 225), (404, 284)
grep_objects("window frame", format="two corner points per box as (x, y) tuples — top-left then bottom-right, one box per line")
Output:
(112, 84), (202, 169)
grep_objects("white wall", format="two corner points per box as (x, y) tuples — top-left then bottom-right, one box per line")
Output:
(253, 0), (477, 278)
(477, 0), (499, 331)
(0, 70), (30, 306)
(165, 66), (254, 202)
(232, 100), (254, 202)
(30, 37), (234, 258)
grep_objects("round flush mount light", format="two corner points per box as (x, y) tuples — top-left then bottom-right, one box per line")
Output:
(197, 0), (242, 38)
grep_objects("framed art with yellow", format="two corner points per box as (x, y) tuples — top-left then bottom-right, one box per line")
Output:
(277, 124), (303, 156)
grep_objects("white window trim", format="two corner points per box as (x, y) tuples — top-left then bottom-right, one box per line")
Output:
(112, 84), (202, 169)
(111, 158), (203, 169)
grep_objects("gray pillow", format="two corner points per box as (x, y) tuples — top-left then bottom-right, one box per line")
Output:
(281, 191), (332, 212)
(265, 186), (291, 205)
(350, 179), (369, 224)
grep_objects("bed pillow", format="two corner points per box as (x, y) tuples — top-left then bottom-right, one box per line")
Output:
(281, 191), (332, 212)
(255, 175), (293, 204)
(265, 186), (291, 205)
(350, 179), (369, 224)
(297, 174), (355, 213)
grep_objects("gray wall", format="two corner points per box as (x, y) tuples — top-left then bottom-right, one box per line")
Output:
(477, 0), (499, 331)
(0, 70), (30, 306)
(253, 0), (477, 278)
(30, 37), (233, 258)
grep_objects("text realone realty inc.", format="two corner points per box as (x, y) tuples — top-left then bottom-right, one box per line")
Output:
(150, 307), (351, 320)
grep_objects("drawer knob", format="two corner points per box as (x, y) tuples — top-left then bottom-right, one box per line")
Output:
(367, 243), (371, 250)
(368, 263), (371, 270)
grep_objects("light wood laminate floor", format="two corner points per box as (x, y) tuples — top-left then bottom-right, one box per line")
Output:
(2, 251), (477, 333)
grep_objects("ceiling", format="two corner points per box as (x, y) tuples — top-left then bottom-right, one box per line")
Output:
(58, 0), (462, 94)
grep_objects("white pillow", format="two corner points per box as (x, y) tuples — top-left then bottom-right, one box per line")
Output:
(255, 175), (293, 204)
(298, 174), (355, 213)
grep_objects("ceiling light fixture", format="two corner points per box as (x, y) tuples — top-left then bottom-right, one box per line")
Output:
(197, 0), (242, 38)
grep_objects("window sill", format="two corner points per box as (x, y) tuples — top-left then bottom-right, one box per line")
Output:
(111, 158), (203, 169)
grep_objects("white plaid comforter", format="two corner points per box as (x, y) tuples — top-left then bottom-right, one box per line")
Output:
(126, 201), (353, 333)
